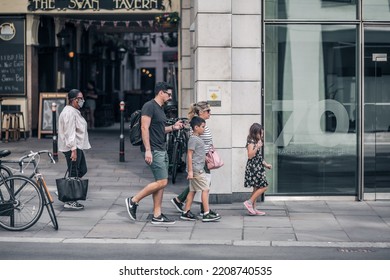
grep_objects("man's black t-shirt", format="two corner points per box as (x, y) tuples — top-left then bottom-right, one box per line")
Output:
(141, 99), (167, 152)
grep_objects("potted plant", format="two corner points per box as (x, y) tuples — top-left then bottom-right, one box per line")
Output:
(154, 12), (180, 28)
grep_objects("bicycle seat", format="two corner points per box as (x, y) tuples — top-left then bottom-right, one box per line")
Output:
(164, 100), (177, 111)
(0, 150), (11, 158)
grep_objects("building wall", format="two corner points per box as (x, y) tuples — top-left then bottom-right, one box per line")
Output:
(179, 0), (262, 202)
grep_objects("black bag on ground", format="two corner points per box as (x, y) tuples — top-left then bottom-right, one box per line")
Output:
(56, 164), (88, 202)
(129, 109), (142, 146)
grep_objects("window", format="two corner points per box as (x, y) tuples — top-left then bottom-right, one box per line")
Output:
(264, 24), (358, 194)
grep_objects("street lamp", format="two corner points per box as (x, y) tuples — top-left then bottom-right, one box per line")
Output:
(117, 47), (127, 61)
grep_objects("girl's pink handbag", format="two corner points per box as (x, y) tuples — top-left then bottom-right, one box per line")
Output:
(206, 145), (224, 170)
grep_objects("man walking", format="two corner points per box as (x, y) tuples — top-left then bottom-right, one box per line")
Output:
(125, 82), (183, 224)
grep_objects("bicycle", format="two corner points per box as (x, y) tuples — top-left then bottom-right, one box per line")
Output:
(0, 151), (12, 179)
(166, 117), (189, 184)
(0, 150), (43, 231)
(0, 150), (58, 231)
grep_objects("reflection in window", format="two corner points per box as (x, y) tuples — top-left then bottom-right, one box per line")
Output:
(265, 0), (357, 20)
(322, 0), (355, 3)
(264, 25), (358, 195)
(364, 27), (390, 193)
(363, 0), (390, 20)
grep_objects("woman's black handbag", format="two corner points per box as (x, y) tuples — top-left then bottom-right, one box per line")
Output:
(56, 164), (88, 202)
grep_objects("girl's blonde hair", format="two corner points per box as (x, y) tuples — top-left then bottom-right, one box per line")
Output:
(187, 101), (210, 120)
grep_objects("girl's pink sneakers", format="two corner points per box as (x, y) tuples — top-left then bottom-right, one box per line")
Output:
(244, 200), (266, 216)
(254, 209), (266, 216)
(243, 200), (256, 215)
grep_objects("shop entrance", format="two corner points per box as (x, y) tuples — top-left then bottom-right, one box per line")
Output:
(35, 13), (179, 132)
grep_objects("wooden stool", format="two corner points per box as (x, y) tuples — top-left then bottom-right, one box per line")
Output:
(1, 113), (20, 142)
(15, 112), (27, 140)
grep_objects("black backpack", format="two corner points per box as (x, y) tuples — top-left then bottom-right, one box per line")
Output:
(129, 110), (142, 146)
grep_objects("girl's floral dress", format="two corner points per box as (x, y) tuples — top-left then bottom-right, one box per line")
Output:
(244, 140), (268, 189)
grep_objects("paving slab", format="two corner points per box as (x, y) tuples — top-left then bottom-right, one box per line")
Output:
(2, 130), (390, 248)
(295, 230), (351, 242)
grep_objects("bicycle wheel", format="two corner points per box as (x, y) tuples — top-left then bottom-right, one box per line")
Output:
(171, 141), (181, 184)
(39, 178), (59, 230)
(0, 175), (43, 231)
(0, 165), (13, 180)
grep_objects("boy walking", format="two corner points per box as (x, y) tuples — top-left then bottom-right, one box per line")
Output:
(180, 116), (220, 222)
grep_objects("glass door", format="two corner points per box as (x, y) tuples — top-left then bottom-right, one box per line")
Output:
(364, 26), (390, 199)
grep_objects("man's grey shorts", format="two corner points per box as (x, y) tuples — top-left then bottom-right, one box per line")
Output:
(147, 150), (169, 181)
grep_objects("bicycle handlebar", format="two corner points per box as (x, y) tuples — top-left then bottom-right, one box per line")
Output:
(166, 117), (189, 125)
(18, 150), (56, 172)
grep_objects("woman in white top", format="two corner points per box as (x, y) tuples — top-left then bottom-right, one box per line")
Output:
(170, 101), (220, 217)
(58, 89), (91, 210)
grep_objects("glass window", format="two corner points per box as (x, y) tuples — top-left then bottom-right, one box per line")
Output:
(265, 0), (357, 20)
(363, 0), (390, 20)
(264, 24), (358, 195)
(364, 26), (390, 194)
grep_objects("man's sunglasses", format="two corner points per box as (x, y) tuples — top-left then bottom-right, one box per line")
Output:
(163, 91), (172, 97)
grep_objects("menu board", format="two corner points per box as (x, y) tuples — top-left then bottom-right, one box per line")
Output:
(0, 18), (25, 96)
(38, 92), (68, 139)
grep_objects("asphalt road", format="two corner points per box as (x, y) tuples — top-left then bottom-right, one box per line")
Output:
(1, 242), (390, 260)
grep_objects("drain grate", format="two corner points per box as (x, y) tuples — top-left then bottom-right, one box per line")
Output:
(338, 248), (374, 253)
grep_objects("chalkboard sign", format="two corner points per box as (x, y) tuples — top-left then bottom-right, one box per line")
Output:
(0, 18), (25, 96)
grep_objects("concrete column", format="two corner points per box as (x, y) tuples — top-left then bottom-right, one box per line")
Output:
(192, 0), (232, 202)
(231, 0), (262, 201)
(189, 0), (262, 202)
(179, 0), (193, 115)
(25, 15), (40, 134)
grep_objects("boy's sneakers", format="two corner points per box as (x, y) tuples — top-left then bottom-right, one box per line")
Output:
(64, 201), (84, 210)
(125, 197), (138, 220)
(170, 198), (184, 213)
(202, 212), (221, 222)
(199, 209), (220, 217)
(180, 210), (197, 221)
(151, 213), (175, 225)
(243, 200), (256, 215)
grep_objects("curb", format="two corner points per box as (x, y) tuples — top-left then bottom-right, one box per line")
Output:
(1, 237), (390, 248)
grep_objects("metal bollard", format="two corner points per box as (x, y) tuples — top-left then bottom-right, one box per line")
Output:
(52, 103), (58, 161)
(119, 101), (125, 162)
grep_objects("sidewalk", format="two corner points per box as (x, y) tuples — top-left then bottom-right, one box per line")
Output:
(1, 129), (390, 248)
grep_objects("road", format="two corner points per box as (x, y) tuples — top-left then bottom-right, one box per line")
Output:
(1, 242), (390, 260)
(1, 242), (389, 280)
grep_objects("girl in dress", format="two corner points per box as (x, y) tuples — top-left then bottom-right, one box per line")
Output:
(243, 123), (272, 215)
